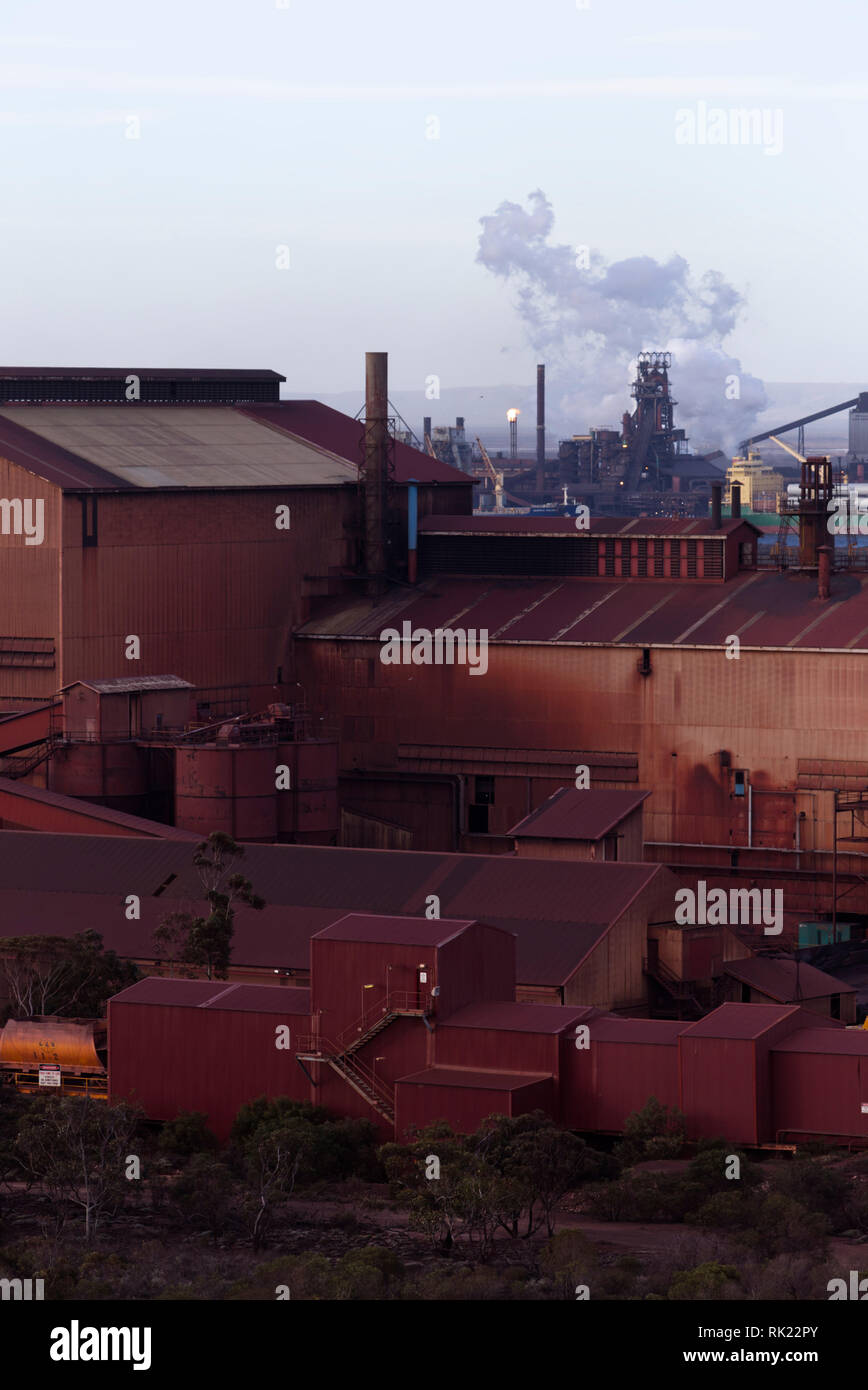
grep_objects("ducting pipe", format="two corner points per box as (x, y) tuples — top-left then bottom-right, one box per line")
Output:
(818, 544), (831, 600)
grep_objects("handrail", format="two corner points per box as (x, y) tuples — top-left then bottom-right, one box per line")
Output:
(294, 1033), (395, 1115)
(331, 1049), (394, 1114)
(334, 989), (432, 1053)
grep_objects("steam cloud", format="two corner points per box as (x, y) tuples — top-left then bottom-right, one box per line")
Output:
(477, 190), (766, 452)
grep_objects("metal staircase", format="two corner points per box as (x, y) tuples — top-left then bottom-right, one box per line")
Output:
(642, 956), (704, 1018)
(2, 739), (56, 780)
(296, 989), (431, 1125)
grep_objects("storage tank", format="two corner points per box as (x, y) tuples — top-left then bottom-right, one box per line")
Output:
(174, 745), (278, 840)
(0, 1016), (107, 1095)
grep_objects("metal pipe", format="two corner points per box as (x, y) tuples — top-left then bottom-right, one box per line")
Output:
(833, 788), (838, 943)
(407, 479), (418, 585)
(818, 544), (831, 600)
(364, 351), (388, 594)
(710, 482), (722, 530)
(536, 364), (545, 493)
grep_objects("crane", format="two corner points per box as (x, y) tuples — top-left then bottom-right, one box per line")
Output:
(475, 436), (506, 509)
(739, 395), (865, 455)
(424, 433), (436, 459)
(768, 434), (806, 464)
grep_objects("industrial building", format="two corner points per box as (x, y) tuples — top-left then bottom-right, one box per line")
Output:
(5, 355), (868, 1159)
(0, 363), (470, 706)
(105, 910), (868, 1147)
(0, 829), (679, 1009)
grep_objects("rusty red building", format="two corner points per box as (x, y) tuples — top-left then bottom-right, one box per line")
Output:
(108, 911), (868, 1147)
(0, 366), (470, 708)
(293, 508), (868, 934)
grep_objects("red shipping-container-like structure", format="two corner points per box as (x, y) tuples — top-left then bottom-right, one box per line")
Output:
(108, 979), (310, 1141)
(677, 1004), (841, 1146)
(107, 912), (868, 1148)
(395, 1070), (553, 1135)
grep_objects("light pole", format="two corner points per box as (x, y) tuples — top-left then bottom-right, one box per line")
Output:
(507, 408), (520, 460)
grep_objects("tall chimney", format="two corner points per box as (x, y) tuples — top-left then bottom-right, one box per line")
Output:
(710, 482), (722, 530)
(364, 351), (388, 595)
(423, 414), (431, 442)
(818, 544), (831, 600)
(730, 481), (742, 520)
(536, 364), (545, 493)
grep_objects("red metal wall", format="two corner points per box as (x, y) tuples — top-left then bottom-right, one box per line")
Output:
(679, 1038), (758, 1144)
(436, 923), (516, 1020)
(394, 1074), (553, 1136)
(295, 634), (868, 917)
(563, 1037), (682, 1132)
(0, 460), (60, 703)
(310, 937), (433, 1045)
(435, 1025), (559, 1077)
(108, 997), (311, 1141)
(58, 487), (356, 696)
(771, 1048), (868, 1143)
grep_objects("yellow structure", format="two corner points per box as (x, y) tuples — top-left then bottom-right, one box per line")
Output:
(726, 452), (784, 513)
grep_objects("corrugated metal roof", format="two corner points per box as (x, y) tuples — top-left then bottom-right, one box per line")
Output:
(772, 1027), (868, 1055)
(681, 1002), (808, 1039)
(314, 913), (481, 948)
(0, 832), (669, 986)
(586, 1016), (689, 1044)
(418, 515), (754, 538)
(64, 675), (193, 693)
(396, 1067), (551, 1090)
(245, 402), (470, 487)
(0, 890), (328, 973)
(0, 776), (199, 840)
(440, 1002), (600, 1034)
(509, 788), (650, 841)
(199, 983), (310, 1014)
(0, 407), (358, 489)
(724, 956), (856, 1002)
(110, 979), (219, 1007)
(0, 368), (284, 382)
(298, 572), (868, 653)
(0, 400), (471, 491)
(110, 977), (310, 1013)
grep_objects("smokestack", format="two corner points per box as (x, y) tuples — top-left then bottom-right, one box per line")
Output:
(730, 482), (742, 520)
(407, 480), (418, 585)
(364, 351), (388, 595)
(423, 415), (431, 442)
(818, 544), (831, 601)
(710, 482), (722, 530)
(536, 364), (545, 492)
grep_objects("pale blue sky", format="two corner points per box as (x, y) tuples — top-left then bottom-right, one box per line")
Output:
(0, 0), (863, 400)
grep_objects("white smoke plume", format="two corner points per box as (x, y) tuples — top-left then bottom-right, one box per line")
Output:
(477, 189), (766, 452)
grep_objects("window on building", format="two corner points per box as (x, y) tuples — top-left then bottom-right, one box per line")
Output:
(475, 776), (495, 805)
(733, 770), (747, 798)
(468, 804), (489, 833)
